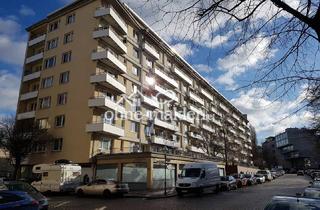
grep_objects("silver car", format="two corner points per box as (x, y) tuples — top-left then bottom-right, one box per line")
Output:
(76, 179), (129, 198)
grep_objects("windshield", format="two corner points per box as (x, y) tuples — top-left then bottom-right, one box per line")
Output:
(181, 168), (201, 178)
(5, 183), (38, 194)
(221, 176), (228, 181)
(257, 171), (267, 174)
(311, 182), (320, 188)
(244, 174), (252, 178)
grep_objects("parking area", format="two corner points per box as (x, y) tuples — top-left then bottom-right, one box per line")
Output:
(48, 174), (310, 210)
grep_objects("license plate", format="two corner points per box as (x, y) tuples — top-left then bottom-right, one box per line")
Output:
(182, 190), (188, 193)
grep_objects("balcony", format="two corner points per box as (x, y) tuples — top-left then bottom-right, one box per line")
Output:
(155, 85), (178, 102)
(188, 132), (204, 141)
(86, 122), (124, 137)
(142, 42), (160, 60)
(151, 136), (180, 148)
(141, 95), (159, 109)
(187, 145), (206, 154)
(232, 113), (240, 121)
(200, 88), (213, 101)
(88, 97), (125, 113)
(174, 111), (193, 124)
(239, 126), (245, 133)
(154, 118), (177, 131)
(28, 34), (46, 47)
(155, 68), (178, 88)
(188, 104), (205, 117)
(234, 139), (241, 145)
(91, 49), (126, 74)
(188, 92), (204, 106)
(20, 91), (38, 101)
(23, 71), (41, 82)
(219, 103), (229, 112)
(94, 7), (127, 35)
(17, 111), (36, 120)
(227, 118), (235, 126)
(210, 106), (220, 116)
(25, 52), (44, 64)
(93, 27), (127, 54)
(239, 134), (246, 140)
(211, 118), (222, 127)
(241, 150), (248, 155)
(173, 67), (192, 85)
(90, 73), (126, 94)
(229, 128), (236, 135)
(202, 124), (215, 133)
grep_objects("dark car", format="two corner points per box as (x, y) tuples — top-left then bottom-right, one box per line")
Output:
(304, 188), (320, 199)
(264, 195), (320, 210)
(297, 170), (304, 176)
(232, 174), (248, 188)
(310, 181), (320, 189)
(244, 174), (257, 186)
(0, 190), (39, 210)
(4, 181), (48, 210)
(220, 176), (237, 191)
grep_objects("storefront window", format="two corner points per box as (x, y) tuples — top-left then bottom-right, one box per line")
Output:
(152, 164), (176, 189)
(122, 163), (147, 190)
(96, 164), (118, 181)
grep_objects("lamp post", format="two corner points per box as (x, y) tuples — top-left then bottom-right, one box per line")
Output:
(164, 146), (168, 196)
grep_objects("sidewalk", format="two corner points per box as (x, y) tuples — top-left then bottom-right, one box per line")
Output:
(125, 188), (177, 199)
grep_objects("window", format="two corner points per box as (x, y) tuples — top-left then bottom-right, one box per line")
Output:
(100, 138), (111, 152)
(46, 38), (59, 50)
(132, 66), (139, 76)
(49, 20), (59, 32)
(62, 51), (72, 63)
(44, 56), (56, 69)
(38, 118), (50, 129)
(131, 121), (138, 132)
(32, 142), (46, 153)
(133, 29), (139, 41)
(52, 138), (63, 151)
(39, 96), (51, 109)
(59, 71), (70, 84)
(146, 58), (152, 68)
(66, 14), (75, 24)
(131, 98), (140, 112)
(57, 93), (68, 105)
(132, 84), (138, 93)
(41, 76), (53, 88)
(64, 32), (73, 44)
(133, 48), (139, 59)
(55, 115), (65, 127)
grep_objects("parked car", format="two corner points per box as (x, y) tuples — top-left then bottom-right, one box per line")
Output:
(264, 195), (320, 210)
(257, 170), (273, 181)
(232, 174), (248, 188)
(3, 181), (48, 210)
(304, 188), (320, 199)
(254, 174), (266, 184)
(310, 181), (320, 189)
(270, 170), (279, 179)
(76, 179), (129, 198)
(297, 170), (304, 176)
(220, 176), (237, 191)
(176, 162), (221, 196)
(0, 190), (39, 210)
(244, 174), (257, 186)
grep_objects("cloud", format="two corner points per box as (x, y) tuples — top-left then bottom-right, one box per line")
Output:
(0, 17), (21, 35)
(0, 35), (26, 66)
(216, 37), (277, 89)
(171, 43), (194, 58)
(0, 71), (20, 114)
(231, 87), (312, 142)
(193, 64), (213, 73)
(19, 5), (35, 16)
(59, 0), (75, 5)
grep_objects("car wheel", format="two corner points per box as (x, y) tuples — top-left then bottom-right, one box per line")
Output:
(237, 182), (242, 188)
(176, 189), (184, 197)
(103, 189), (111, 198)
(76, 189), (84, 197)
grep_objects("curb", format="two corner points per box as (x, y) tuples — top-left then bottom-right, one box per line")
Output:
(124, 192), (177, 199)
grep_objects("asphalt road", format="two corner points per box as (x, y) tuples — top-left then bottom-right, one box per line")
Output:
(48, 174), (310, 210)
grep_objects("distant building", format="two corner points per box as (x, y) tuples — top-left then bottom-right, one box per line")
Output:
(275, 128), (320, 170)
(262, 137), (278, 169)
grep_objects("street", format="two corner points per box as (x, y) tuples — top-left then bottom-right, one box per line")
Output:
(48, 174), (310, 210)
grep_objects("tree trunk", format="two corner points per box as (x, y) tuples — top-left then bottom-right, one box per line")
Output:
(13, 156), (21, 180)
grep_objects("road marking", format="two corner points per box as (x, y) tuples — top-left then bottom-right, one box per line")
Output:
(54, 201), (70, 208)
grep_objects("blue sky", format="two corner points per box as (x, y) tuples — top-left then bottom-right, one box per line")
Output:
(0, 0), (314, 144)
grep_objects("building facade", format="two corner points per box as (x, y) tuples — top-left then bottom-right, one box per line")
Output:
(275, 128), (320, 170)
(17, 0), (253, 190)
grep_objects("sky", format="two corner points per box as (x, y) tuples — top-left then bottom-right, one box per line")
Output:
(0, 0), (315, 144)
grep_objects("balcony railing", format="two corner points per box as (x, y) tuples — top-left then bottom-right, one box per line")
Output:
(188, 104), (205, 117)
(174, 111), (194, 124)
(200, 88), (213, 101)
(202, 124), (215, 133)
(155, 85), (178, 102)
(22, 71), (41, 82)
(28, 34), (46, 47)
(25, 52), (44, 64)
(188, 132), (204, 141)
(94, 7), (127, 35)
(173, 67), (193, 85)
(88, 97), (125, 113)
(20, 91), (38, 101)
(141, 95), (159, 109)
(188, 91), (204, 106)
(151, 136), (180, 148)
(93, 27), (127, 54)
(86, 120), (124, 137)
(187, 145), (206, 154)
(154, 68), (179, 88)
(142, 42), (160, 60)
(154, 118), (178, 131)
(90, 73), (126, 94)
(91, 49), (127, 74)
(219, 103), (229, 112)
(17, 111), (36, 120)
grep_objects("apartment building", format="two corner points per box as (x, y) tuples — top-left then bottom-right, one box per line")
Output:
(17, 0), (253, 190)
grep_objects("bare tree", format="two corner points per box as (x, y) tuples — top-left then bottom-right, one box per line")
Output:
(130, 0), (320, 116)
(0, 116), (50, 180)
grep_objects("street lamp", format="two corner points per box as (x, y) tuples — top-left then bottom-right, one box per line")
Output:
(164, 146), (168, 196)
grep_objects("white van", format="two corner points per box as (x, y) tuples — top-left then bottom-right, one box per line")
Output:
(176, 162), (221, 195)
(31, 163), (82, 193)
